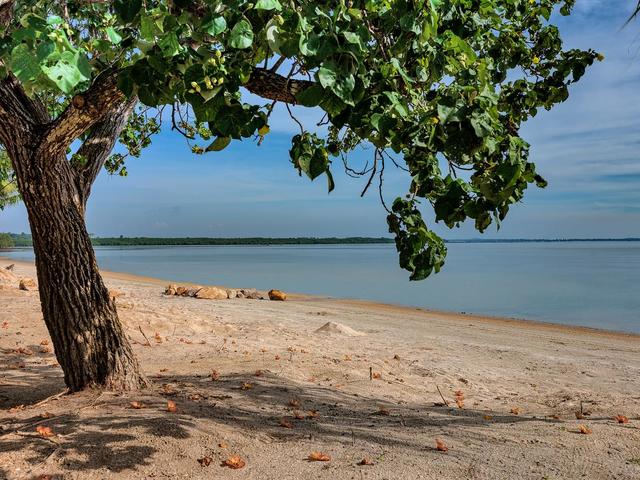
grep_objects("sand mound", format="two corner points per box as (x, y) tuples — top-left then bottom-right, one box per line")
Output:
(314, 321), (365, 336)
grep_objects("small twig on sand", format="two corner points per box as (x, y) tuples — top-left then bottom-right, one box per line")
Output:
(138, 326), (152, 347)
(436, 385), (449, 407)
(369, 366), (373, 381)
(33, 389), (69, 408)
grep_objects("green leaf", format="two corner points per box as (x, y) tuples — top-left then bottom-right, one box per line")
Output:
(295, 85), (324, 107)
(10, 44), (41, 83)
(317, 65), (337, 88)
(254, 0), (282, 11)
(229, 19), (254, 49)
(204, 16), (227, 36)
(114, 0), (142, 23)
(206, 136), (231, 152)
(158, 32), (181, 57)
(42, 51), (91, 94)
(105, 27), (122, 44)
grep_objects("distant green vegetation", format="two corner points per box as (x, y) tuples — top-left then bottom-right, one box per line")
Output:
(6, 234), (394, 247)
(0, 232), (14, 249)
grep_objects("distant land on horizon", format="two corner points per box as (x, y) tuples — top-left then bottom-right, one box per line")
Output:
(2, 233), (640, 248)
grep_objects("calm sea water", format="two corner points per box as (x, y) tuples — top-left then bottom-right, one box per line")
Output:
(4, 242), (640, 334)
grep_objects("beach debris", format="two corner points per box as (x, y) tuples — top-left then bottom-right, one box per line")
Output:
(268, 289), (287, 301)
(435, 438), (449, 452)
(483, 415), (493, 421)
(241, 382), (253, 390)
(36, 425), (55, 438)
(510, 407), (521, 415)
(218, 442), (229, 449)
(39, 344), (52, 354)
(222, 455), (246, 469)
(308, 452), (331, 462)
(377, 406), (391, 416)
(358, 458), (375, 466)
(279, 418), (294, 429)
(307, 410), (320, 419)
(615, 415), (629, 424)
(5, 264), (14, 271)
(108, 289), (125, 300)
(455, 390), (465, 409)
(372, 371), (382, 380)
(198, 456), (213, 467)
(314, 321), (365, 336)
(167, 400), (178, 412)
(575, 411), (584, 420)
(578, 424), (592, 434)
(15, 346), (33, 355)
(289, 398), (301, 408)
(19, 277), (37, 291)
(130, 401), (145, 409)
(195, 286), (227, 300)
(210, 369), (220, 381)
(293, 410), (305, 419)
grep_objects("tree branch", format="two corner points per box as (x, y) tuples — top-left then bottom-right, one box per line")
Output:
(0, 74), (49, 149)
(41, 70), (125, 155)
(75, 95), (138, 209)
(245, 68), (315, 104)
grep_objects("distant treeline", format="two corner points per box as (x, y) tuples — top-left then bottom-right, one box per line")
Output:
(3, 233), (640, 248)
(4, 233), (395, 247)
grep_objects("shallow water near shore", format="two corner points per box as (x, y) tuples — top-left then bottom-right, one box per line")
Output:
(5, 241), (640, 333)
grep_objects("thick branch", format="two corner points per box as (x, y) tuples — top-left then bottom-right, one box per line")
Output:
(75, 95), (138, 208)
(41, 70), (125, 155)
(0, 75), (49, 148)
(245, 68), (315, 104)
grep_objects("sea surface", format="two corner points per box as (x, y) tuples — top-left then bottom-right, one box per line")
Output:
(4, 242), (640, 334)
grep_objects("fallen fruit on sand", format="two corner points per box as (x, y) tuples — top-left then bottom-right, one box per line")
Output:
(222, 455), (246, 469)
(308, 452), (331, 461)
(435, 438), (448, 452)
(314, 321), (365, 336)
(268, 289), (287, 301)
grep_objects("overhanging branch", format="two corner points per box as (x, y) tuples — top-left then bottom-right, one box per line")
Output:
(245, 68), (315, 104)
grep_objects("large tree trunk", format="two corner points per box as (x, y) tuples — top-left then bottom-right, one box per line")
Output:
(12, 144), (148, 392)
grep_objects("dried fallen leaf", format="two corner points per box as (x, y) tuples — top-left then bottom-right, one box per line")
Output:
(483, 415), (493, 421)
(167, 400), (178, 413)
(289, 398), (301, 408)
(40, 340), (49, 346)
(39, 345), (52, 354)
(615, 415), (630, 424)
(377, 406), (390, 416)
(40, 412), (54, 419)
(254, 369), (264, 377)
(36, 425), (54, 437)
(358, 457), (375, 465)
(274, 354), (281, 360)
(435, 438), (448, 452)
(279, 418), (294, 429)
(1, 322), (8, 329)
(307, 410), (320, 419)
(198, 456), (213, 467)
(575, 411), (584, 420)
(293, 410), (305, 420)
(372, 372), (382, 380)
(308, 452), (331, 462)
(578, 424), (592, 435)
(454, 390), (464, 398)
(455, 398), (464, 409)
(16, 347), (33, 356)
(218, 442), (229, 449)
(510, 407), (521, 415)
(39, 475), (53, 480)
(210, 369), (220, 381)
(222, 455), (246, 469)
(241, 382), (253, 390)
(130, 401), (144, 409)
(343, 355), (352, 361)
(154, 332), (163, 344)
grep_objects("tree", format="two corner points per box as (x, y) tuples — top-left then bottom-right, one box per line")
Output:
(0, 232), (14, 248)
(0, 0), (597, 391)
(0, 149), (19, 209)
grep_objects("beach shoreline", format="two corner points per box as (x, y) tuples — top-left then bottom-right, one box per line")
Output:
(2, 255), (637, 341)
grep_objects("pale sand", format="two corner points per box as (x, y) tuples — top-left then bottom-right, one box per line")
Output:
(1, 259), (639, 479)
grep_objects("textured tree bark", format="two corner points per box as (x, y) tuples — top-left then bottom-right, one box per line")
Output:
(13, 146), (148, 391)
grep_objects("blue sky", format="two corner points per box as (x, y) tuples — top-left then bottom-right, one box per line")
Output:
(3, 0), (640, 239)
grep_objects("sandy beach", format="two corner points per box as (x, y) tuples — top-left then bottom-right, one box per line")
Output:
(1, 258), (639, 480)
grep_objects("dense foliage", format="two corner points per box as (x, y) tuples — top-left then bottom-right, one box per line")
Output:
(0, 232), (14, 248)
(0, 0), (598, 279)
(0, 150), (19, 209)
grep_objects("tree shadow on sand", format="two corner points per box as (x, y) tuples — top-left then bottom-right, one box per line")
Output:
(0, 364), (565, 477)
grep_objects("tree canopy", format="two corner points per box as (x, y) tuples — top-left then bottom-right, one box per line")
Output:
(0, 0), (598, 279)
